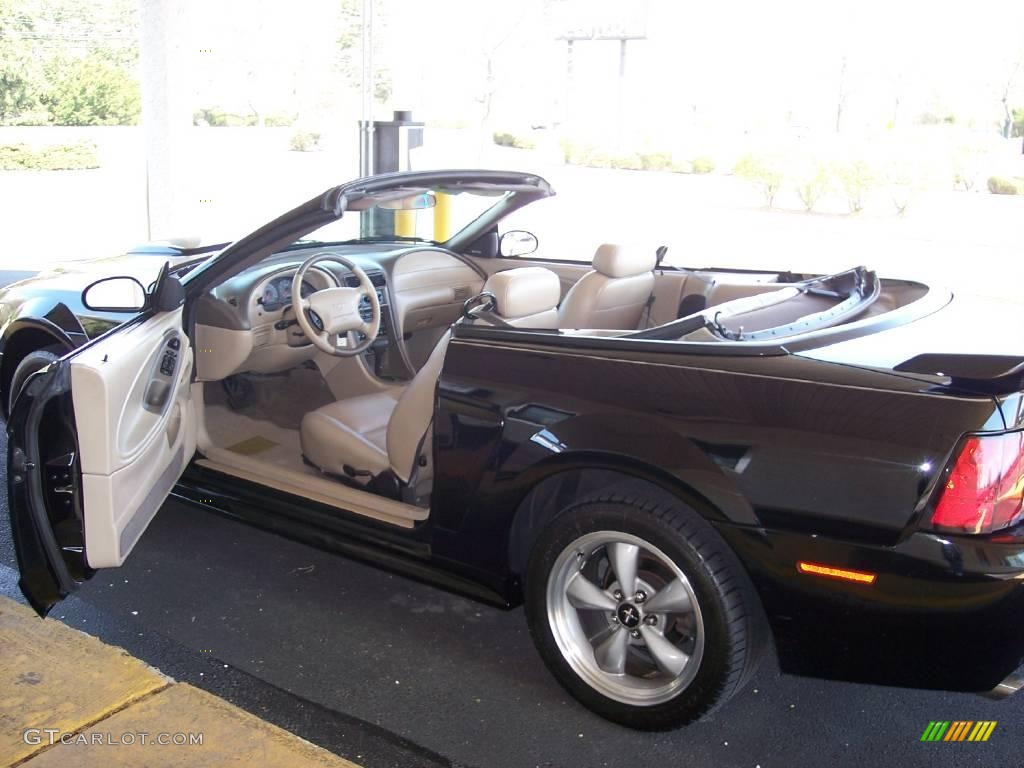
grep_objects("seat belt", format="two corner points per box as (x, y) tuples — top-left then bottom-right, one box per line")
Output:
(642, 245), (669, 328)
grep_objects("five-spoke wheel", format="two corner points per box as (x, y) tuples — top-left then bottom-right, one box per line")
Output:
(547, 531), (704, 706)
(525, 493), (766, 729)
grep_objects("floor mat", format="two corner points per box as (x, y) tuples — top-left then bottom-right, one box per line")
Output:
(204, 404), (314, 476)
(205, 366), (335, 431)
(226, 435), (279, 456)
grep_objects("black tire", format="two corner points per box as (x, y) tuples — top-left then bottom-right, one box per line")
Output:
(8, 345), (64, 415)
(524, 493), (767, 730)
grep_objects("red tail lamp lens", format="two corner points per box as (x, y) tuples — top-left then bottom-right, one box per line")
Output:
(931, 432), (1024, 534)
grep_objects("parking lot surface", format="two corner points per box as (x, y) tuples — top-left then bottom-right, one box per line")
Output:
(0, 410), (1019, 768)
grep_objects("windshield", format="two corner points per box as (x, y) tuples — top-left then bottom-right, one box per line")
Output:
(296, 187), (510, 247)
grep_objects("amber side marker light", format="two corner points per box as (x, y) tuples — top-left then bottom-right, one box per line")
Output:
(797, 561), (877, 584)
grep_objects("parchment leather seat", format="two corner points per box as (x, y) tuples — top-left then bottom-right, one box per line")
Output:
(301, 267), (561, 483)
(557, 244), (656, 330)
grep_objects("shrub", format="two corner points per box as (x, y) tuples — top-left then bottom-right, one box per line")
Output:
(734, 153), (785, 207)
(837, 159), (874, 213)
(690, 155), (715, 174)
(987, 176), (1022, 195)
(193, 108), (259, 127)
(492, 131), (536, 150)
(289, 130), (321, 152)
(795, 162), (831, 212)
(265, 113), (296, 127)
(610, 153), (644, 170)
(639, 151), (674, 171)
(560, 139), (605, 167)
(953, 171), (975, 192)
(889, 185), (914, 215)
(0, 141), (100, 170)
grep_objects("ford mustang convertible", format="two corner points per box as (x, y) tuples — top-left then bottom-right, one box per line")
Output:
(5, 169), (1024, 730)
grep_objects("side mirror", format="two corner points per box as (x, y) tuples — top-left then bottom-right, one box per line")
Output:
(499, 230), (538, 258)
(82, 276), (147, 313)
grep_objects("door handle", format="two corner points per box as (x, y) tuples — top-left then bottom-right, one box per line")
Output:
(144, 379), (170, 409)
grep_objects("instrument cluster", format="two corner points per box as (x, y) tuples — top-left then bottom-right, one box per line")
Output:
(259, 275), (314, 312)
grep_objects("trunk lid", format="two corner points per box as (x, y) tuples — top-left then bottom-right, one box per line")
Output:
(799, 292), (1024, 402)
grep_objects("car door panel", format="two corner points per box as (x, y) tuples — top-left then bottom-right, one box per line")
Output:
(7, 307), (196, 614)
(71, 308), (195, 567)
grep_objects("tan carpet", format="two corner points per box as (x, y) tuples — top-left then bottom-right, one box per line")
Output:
(204, 404), (315, 476)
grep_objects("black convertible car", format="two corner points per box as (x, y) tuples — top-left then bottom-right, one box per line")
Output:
(5, 170), (1024, 730)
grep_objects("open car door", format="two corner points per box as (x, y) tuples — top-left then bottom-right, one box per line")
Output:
(7, 306), (196, 616)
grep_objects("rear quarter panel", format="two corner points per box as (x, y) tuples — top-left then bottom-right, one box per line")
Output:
(434, 332), (1001, 543)
(430, 331), (1013, 691)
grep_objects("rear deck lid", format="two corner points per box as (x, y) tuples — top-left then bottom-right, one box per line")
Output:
(799, 292), (1024, 398)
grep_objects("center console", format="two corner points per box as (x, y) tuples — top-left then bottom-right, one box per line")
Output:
(353, 272), (407, 381)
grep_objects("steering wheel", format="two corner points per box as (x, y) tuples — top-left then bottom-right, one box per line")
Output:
(292, 252), (381, 357)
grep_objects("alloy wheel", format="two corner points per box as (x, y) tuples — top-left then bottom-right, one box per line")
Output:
(545, 530), (705, 706)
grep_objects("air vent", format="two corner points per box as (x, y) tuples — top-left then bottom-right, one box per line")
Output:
(453, 285), (471, 301)
(342, 270), (386, 288)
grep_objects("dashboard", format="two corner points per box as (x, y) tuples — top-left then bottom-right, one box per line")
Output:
(194, 245), (487, 382)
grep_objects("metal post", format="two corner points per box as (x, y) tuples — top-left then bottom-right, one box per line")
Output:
(358, 0), (374, 178)
(139, 0), (192, 239)
(565, 39), (574, 128)
(617, 38), (627, 148)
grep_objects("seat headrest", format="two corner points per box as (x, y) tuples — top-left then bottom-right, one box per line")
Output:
(483, 267), (561, 320)
(592, 243), (657, 278)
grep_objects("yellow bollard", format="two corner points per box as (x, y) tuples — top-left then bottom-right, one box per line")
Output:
(433, 191), (453, 242)
(394, 208), (416, 238)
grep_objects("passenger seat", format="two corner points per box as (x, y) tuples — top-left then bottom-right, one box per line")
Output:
(481, 267), (561, 327)
(556, 244), (656, 329)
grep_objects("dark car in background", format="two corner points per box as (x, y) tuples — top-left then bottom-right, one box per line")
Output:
(0, 241), (222, 415)
(5, 170), (1024, 730)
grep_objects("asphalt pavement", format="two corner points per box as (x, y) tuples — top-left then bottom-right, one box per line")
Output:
(0, 426), (1020, 767)
(3, 181), (1023, 766)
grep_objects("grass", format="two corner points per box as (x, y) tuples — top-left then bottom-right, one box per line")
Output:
(0, 141), (100, 171)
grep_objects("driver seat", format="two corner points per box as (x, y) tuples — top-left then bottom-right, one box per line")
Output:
(300, 333), (449, 485)
(300, 266), (561, 486)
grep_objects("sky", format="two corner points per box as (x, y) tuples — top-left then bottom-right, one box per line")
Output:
(41, 0), (1024, 141)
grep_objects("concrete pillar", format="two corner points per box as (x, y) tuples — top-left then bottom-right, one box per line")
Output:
(138, 0), (193, 240)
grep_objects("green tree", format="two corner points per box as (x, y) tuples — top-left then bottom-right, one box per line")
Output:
(0, 0), (43, 122)
(1012, 106), (1024, 139)
(0, 0), (139, 125)
(43, 51), (140, 125)
(0, 54), (41, 123)
(336, 0), (391, 103)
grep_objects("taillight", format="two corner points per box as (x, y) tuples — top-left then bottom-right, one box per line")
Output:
(930, 431), (1024, 534)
